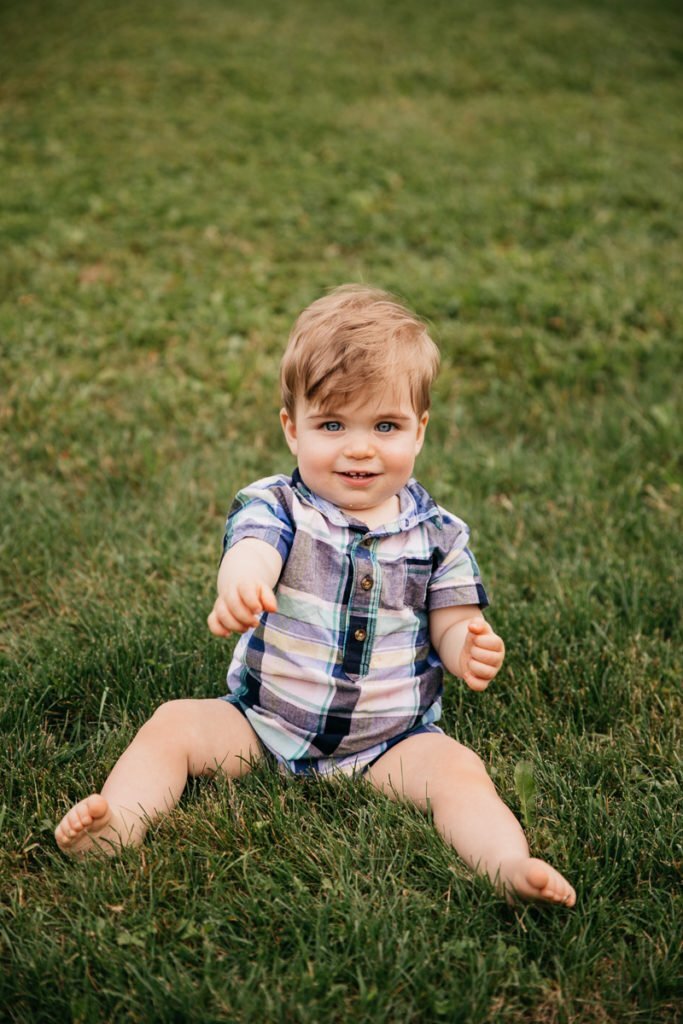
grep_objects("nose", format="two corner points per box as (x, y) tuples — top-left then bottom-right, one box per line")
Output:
(343, 432), (375, 459)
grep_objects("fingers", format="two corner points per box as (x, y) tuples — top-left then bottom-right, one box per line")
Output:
(462, 658), (499, 691)
(207, 601), (237, 636)
(207, 595), (256, 636)
(468, 645), (504, 667)
(467, 620), (505, 663)
(469, 658), (500, 680)
(463, 620), (505, 690)
(207, 604), (232, 637)
(470, 631), (504, 651)
(463, 671), (490, 692)
(257, 583), (278, 613)
(239, 581), (278, 620)
(235, 581), (266, 621)
(467, 619), (491, 636)
(208, 581), (278, 637)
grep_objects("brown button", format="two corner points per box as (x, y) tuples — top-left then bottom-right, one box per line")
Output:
(354, 628), (367, 642)
(361, 537), (373, 547)
(360, 576), (373, 591)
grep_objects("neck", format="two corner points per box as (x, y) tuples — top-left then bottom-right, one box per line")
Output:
(341, 493), (400, 529)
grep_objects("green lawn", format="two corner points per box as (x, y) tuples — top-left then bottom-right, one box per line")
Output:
(1, 0), (681, 1020)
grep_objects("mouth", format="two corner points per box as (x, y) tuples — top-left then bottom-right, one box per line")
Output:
(335, 471), (378, 483)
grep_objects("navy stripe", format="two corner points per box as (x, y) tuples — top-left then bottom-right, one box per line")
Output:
(342, 615), (369, 676)
(238, 669), (262, 709)
(312, 713), (354, 755)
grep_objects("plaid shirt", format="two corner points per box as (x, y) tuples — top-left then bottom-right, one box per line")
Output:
(223, 470), (488, 774)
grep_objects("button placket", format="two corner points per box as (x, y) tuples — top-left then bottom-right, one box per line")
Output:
(341, 536), (378, 678)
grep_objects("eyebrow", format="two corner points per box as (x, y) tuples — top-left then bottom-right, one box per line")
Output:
(306, 411), (414, 422)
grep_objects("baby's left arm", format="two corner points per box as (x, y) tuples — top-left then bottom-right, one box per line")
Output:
(429, 604), (505, 691)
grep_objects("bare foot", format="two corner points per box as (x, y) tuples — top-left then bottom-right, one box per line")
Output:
(54, 794), (119, 856)
(497, 856), (576, 907)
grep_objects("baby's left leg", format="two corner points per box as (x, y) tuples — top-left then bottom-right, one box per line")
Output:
(366, 732), (575, 906)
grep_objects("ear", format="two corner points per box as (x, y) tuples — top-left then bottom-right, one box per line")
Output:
(415, 412), (429, 454)
(280, 407), (298, 456)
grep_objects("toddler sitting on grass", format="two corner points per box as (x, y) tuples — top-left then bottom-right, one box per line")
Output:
(56, 285), (575, 907)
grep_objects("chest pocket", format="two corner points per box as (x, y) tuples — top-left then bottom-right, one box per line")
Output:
(380, 556), (432, 613)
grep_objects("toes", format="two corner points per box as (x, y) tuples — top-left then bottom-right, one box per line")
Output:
(67, 809), (85, 833)
(502, 859), (575, 907)
(526, 862), (551, 892)
(84, 795), (108, 821)
(539, 875), (576, 907)
(71, 796), (107, 830)
(55, 795), (110, 852)
(55, 822), (74, 847)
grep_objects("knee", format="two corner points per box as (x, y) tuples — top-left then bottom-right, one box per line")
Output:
(431, 738), (494, 794)
(145, 700), (211, 773)
(147, 699), (195, 732)
(429, 735), (487, 773)
(450, 743), (489, 778)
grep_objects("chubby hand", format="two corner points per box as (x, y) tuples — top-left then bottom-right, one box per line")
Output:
(207, 580), (278, 637)
(459, 619), (505, 691)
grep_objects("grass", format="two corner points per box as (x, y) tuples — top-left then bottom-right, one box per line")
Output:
(1, 0), (682, 1020)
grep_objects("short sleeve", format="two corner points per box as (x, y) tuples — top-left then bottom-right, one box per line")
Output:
(427, 529), (489, 610)
(222, 479), (295, 564)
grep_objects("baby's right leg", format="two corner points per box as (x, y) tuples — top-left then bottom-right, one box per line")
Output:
(55, 699), (261, 856)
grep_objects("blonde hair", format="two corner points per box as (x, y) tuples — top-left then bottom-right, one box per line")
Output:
(280, 284), (440, 416)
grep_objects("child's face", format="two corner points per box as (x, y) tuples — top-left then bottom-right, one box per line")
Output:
(280, 383), (429, 522)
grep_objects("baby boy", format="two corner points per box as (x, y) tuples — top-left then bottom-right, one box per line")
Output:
(56, 285), (575, 906)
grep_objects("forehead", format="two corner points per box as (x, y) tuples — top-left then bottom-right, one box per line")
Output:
(305, 382), (417, 418)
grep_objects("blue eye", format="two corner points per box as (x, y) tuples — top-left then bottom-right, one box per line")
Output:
(322, 421), (343, 432)
(376, 422), (396, 433)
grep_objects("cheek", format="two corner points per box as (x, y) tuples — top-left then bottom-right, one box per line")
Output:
(299, 438), (332, 469)
(385, 441), (419, 471)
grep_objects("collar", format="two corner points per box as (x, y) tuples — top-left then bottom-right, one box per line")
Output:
(290, 468), (443, 535)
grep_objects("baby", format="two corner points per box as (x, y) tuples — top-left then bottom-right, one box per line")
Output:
(56, 285), (575, 907)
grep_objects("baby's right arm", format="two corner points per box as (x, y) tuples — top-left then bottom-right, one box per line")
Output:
(207, 539), (283, 636)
